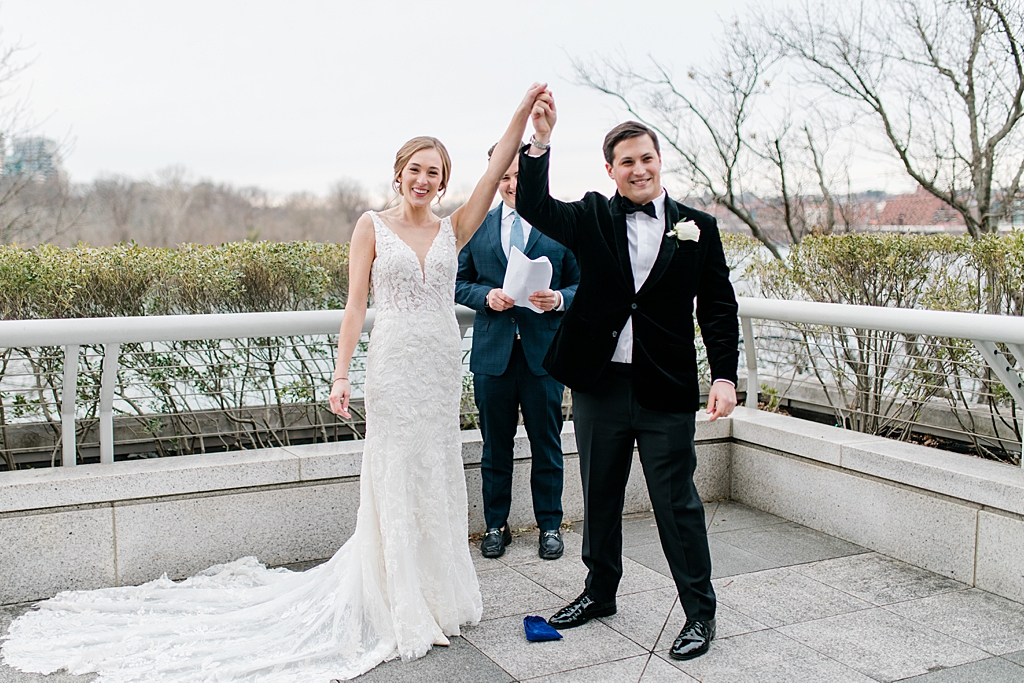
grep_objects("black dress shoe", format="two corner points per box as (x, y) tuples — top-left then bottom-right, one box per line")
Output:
(480, 527), (512, 558)
(547, 591), (616, 629)
(538, 529), (564, 560)
(669, 618), (716, 660)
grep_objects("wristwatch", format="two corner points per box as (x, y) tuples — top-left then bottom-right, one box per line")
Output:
(529, 134), (550, 151)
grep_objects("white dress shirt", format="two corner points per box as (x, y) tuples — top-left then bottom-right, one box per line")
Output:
(608, 193), (734, 387)
(500, 203), (565, 311)
(500, 203), (532, 256)
(611, 192), (667, 363)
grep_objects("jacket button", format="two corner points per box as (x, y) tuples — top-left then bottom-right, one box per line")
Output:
(510, 317), (516, 323)
(611, 331), (618, 338)
(631, 303), (637, 310)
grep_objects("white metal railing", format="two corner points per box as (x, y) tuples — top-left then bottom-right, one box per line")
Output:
(0, 307), (475, 467)
(2, 298), (1022, 468)
(738, 298), (1024, 466)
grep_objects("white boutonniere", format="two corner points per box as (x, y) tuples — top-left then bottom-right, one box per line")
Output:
(667, 219), (700, 242)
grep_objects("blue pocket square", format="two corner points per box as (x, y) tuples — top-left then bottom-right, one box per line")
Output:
(524, 615), (563, 642)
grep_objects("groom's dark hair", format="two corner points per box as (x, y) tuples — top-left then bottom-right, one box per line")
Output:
(603, 121), (660, 164)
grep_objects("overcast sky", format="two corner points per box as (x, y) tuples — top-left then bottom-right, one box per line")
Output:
(4, 0), (901, 201)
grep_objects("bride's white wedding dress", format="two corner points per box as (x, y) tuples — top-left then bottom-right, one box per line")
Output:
(1, 211), (482, 682)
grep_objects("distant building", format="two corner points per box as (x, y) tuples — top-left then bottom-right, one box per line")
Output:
(4, 137), (60, 180)
(877, 186), (965, 232)
(994, 195), (1024, 230)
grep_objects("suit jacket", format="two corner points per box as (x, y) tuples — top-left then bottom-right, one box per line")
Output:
(456, 204), (580, 376)
(515, 147), (739, 412)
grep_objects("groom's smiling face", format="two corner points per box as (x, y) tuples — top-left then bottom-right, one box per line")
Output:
(606, 135), (663, 206)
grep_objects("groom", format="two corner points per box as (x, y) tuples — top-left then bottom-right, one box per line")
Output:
(516, 99), (738, 660)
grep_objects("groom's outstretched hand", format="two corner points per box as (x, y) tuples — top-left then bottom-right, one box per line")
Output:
(530, 90), (556, 152)
(705, 381), (737, 421)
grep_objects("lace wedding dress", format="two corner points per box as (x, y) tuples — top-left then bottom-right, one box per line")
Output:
(1, 212), (482, 682)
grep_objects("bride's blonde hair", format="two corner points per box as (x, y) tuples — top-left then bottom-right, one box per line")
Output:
(392, 136), (451, 200)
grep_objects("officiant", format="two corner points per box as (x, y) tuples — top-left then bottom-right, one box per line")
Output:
(456, 144), (579, 561)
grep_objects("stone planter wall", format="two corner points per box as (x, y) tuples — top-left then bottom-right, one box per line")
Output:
(2, 408), (1022, 606)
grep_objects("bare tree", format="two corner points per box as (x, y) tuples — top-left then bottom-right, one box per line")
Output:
(61, 172), (376, 248)
(0, 30), (84, 244)
(574, 24), (785, 258)
(153, 166), (196, 247)
(572, 20), (856, 259)
(330, 180), (369, 221)
(771, 0), (1024, 238)
(92, 175), (139, 243)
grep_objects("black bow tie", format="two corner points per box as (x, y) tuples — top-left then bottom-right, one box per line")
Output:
(620, 196), (658, 219)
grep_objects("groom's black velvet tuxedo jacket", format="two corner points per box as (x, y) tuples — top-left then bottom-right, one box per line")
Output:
(515, 147), (739, 413)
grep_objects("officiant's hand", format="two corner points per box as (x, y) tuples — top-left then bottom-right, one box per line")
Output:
(487, 288), (515, 312)
(528, 289), (560, 312)
(705, 381), (737, 422)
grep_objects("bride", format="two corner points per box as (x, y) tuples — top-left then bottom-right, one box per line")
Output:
(1, 83), (549, 683)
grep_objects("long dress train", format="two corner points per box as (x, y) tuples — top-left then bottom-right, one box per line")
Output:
(1, 212), (482, 682)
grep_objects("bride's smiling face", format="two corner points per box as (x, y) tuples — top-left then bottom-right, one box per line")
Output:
(398, 149), (445, 207)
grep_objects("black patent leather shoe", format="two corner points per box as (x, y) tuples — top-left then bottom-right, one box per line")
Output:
(669, 618), (716, 660)
(538, 529), (564, 560)
(480, 526), (512, 558)
(547, 591), (616, 629)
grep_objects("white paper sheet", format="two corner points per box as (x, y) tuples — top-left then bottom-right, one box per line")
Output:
(502, 247), (553, 314)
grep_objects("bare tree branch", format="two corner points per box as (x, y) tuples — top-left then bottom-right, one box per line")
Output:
(771, 0), (1024, 237)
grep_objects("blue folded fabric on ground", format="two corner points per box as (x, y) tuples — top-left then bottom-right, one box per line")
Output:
(523, 615), (563, 642)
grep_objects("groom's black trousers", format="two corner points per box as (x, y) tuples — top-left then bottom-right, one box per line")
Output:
(572, 362), (716, 621)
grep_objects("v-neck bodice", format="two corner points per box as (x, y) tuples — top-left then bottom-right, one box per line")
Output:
(368, 210), (457, 315)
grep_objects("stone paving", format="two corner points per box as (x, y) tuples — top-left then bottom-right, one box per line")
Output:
(4, 501), (1024, 682)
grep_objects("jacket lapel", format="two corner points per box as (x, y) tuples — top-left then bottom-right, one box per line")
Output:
(486, 207), (507, 269)
(610, 193), (635, 294)
(636, 195), (679, 296)
(523, 219), (542, 256)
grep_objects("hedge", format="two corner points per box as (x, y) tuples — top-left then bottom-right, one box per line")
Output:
(0, 241), (350, 320)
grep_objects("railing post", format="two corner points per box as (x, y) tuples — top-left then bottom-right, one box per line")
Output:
(971, 339), (1024, 467)
(99, 343), (120, 464)
(61, 344), (80, 467)
(741, 317), (759, 409)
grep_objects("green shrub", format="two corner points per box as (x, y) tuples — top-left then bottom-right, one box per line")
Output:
(0, 241), (351, 320)
(739, 232), (1023, 462)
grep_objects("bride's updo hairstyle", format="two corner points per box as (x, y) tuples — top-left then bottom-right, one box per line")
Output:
(393, 136), (452, 200)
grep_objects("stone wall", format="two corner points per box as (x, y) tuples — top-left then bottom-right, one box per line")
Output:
(728, 408), (1024, 605)
(2, 409), (1022, 606)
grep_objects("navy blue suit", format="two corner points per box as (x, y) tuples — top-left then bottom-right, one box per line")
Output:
(456, 204), (579, 531)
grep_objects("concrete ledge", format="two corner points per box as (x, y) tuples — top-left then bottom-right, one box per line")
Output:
(730, 408), (886, 467)
(0, 448), (301, 513)
(731, 443), (978, 583)
(729, 406), (1024, 603)
(6, 406), (1023, 606)
(0, 417), (728, 603)
(840, 437), (1024, 516)
(0, 506), (116, 604)
(975, 510), (1024, 600)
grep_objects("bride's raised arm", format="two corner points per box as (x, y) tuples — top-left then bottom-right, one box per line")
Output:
(450, 83), (549, 249)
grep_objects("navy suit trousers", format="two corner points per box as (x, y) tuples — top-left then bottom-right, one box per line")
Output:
(474, 339), (565, 532)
